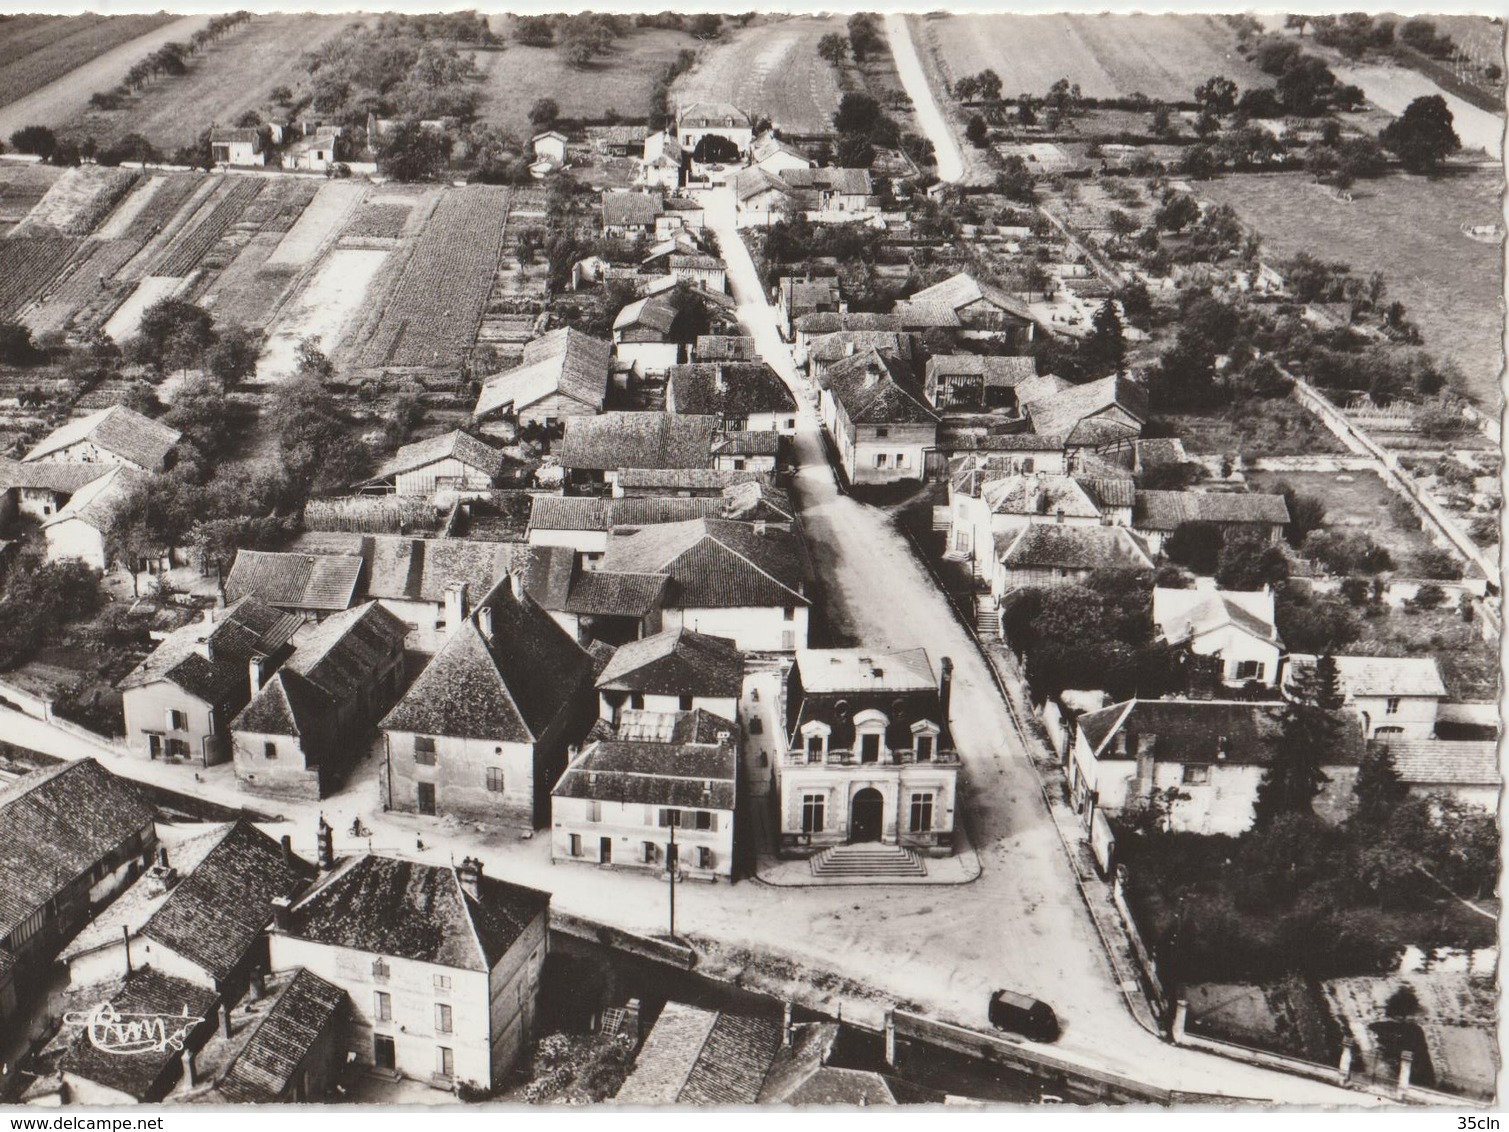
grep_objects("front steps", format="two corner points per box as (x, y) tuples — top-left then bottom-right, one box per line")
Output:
(810, 843), (928, 879)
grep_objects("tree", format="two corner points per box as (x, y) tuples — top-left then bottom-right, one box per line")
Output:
(846, 13), (883, 62)
(833, 91), (886, 137)
(1275, 483), (1326, 546)
(1195, 75), (1238, 116)
(9, 125), (57, 159)
(1379, 95), (1459, 173)
(975, 69), (1003, 103)
(294, 337), (334, 380)
(1154, 192), (1199, 233)
(204, 325), (261, 388)
(1276, 55), (1339, 116)
(817, 32), (847, 67)
(528, 98), (560, 131)
(964, 114), (989, 148)
(513, 15), (554, 46)
(1253, 660), (1337, 827)
(0, 322), (42, 365)
(1351, 744), (1408, 828)
(994, 155), (1035, 203)
(131, 298), (216, 372)
(1284, 14), (1310, 36)
(379, 120), (454, 182)
(1164, 522), (1224, 575)
(1216, 530), (1290, 590)
(1083, 299), (1126, 374)
(687, 13), (722, 39)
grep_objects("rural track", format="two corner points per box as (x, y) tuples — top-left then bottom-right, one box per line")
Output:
(0, 15), (214, 144)
(884, 13), (964, 184)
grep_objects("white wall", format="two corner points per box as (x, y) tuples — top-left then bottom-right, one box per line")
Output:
(44, 519), (108, 570)
(551, 795), (734, 879)
(663, 604), (807, 652)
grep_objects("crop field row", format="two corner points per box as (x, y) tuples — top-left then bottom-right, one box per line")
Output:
(11, 166), (138, 238)
(151, 178), (265, 278)
(239, 179), (321, 236)
(0, 236), (82, 319)
(0, 163), (62, 234)
(200, 233), (299, 330)
(21, 238), (139, 336)
(353, 185), (509, 370)
(343, 202), (412, 241)
(0, 13), (178, 109)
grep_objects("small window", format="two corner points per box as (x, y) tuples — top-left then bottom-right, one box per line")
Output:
(435, 1003), (453, 1035)
(264, 742), (277, 760)
(895, 452), (908, 467)
(374, 991), (392, 1021)
(806, 735), (823, 762)
(750, 716), (763, 735)
(414, 736), (437, 765)
(485, 767), (505, 792)
(801, 794), (825, 834)
(587, 800), (602, 823)
(630, 692), (645, 710)
(1385, 697), (1401, 715)
(783, 606), (796, 621)
(372, 958), (390, 981)
(694, 811), (714, 831)
(437, 1046), (454, 1078)
(643, 841), (656, 863)
(1183, 764), (1210, 785)
(658, 808), (682, 828)
(697, 846), (714, 869)
(166, 709), (188, 731)
(875, 427), (890, 439)
(569, 833), (582, 857)
(874, 453), (888, 468)
(915, 735), (933, 762)
(433, 974), (451, 993)
(1234, 660), (1264, 681)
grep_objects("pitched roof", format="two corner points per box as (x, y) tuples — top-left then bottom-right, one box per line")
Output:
(1373, 738), (1500, 787)
(750, 134), (811, 166)
(1133, 490), (1291, 531)
(140, 820), (315, 981)
(996, 523), (1155, 571)
(613, 292), (679, 336)
(215, 967), (346, 1103)
(679, 101), (750, 128)
(285, 855), (549, 971)
(667, 362), (796, 417)
(280, 600), (408, 703)
(24, 405), (180, 469)
(807, 331), (915, 367)
(794, 311), (908, 335)
(557, 412), (716, 472)
(596, 628), (743, 697)
(795, 648), (936, 693)
(910, 272), (1033, 321)
(600, 124), (649, 145)
(694, 335), (757, 361)
(528, 494), (609, 533)
(358, 535), (515, 605)
(615, 1003), (781, 1105)
(1078, 698), (1365, 765)
(561, 569), (669, 617)
(224, 550), (363, 613)
(40, 463), (146, 533)
(782, 166), (873, 195)
(600, 518), (807, 609)
(926, 353), (1036, 386)
(0, 759), (154, 941)
(380, 579), (591, 742)
(721, 480), (793, 523)
(0, 457), (113, 495)
(1286, 654), (1448, 700)
(614, 707), (735, 744)
(1023, 373), (1149, 441)
(615, 467), (764, 491)
(553, 733), (737, 809)
(1153, 585), (1280, 647)
(118, 596), (301, 706)
(982, 474), (1105, 520)
(613, 494), (728, 525)
(369, 430), (505, 482)
(230, 669), (331, 739)
(887, 300), (961, 329)
(735, 167), (793, 204)
(475, 328), (612, 418)
(211, 127), (260, 144)
(712, 430), (781, 457)
(825, 347), (939, 427)
(602, 191), (663, 227)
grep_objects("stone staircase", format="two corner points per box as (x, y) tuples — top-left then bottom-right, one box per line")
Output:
(975, 595), (1001, 637)
(810, 843), (927, 879)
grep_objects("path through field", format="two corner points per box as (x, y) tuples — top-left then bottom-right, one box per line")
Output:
(104, 276), (182, 342)
(885, 14), (962, 184)
(0, 15), (211, 145)
(255, 248), (389, 383)
(1333, 61), (1504, 160)
(673, 16), (846, 136)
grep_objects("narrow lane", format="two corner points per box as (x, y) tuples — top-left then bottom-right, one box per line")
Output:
(885, 13), (965, 184)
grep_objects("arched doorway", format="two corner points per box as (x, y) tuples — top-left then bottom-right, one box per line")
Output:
(850, 788), (884, 843)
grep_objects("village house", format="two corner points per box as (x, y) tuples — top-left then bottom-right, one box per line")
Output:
(473, 328), (613, 431)
(660, 195), (706, 236)
(710, 430), (781, 473)
(119, 596), (301, 765)
(288, 130), (341, 173)
(60, 820), (314, 1002)
(1371, 737), (1500, 810)
(677, 100), (753, 156)
(992, 523), (1155, 598)
(595, 627), (743, 724)
(1066, 698), (1365, 837)
(612, 292), (683, 376)
(0, 458), (114, 526)
(637, 131), (685, 191)
(947, 473), (1136, 579)
(556, 411), (717, 487)
(749, 132), (815, 175)
(666, 362), (798, 434)
(818, 346), (939, 486)
(909, 272), (1038, 345)
(782, 167), (876, 217)
(776, 276), (842, 339)
(613, 466), (772, 497)
(231, 601), (409, 799)
(522, 544), (667, 645)
(359, 430), (505, 498)
(790, 312), (921, 360)
(596, 124), (649, 158)
(210, 127), (265, 167)
(531, 130), (568, 166)
(693, 334), (758, 363)
(24, 404), (181, 473)
(776, 648), (959, 861)
(0, 759), (157, 1016)
(550, 717), (738, 880)
(1020, 372), (1148, 462)
(41, 463), (147, 571)
(525, 486), (791, 561)
(1282, 654), (1448, 741)
(1132, 490), (1292, 554)
(1153, 580), (1284, 688)
(380, 573), (597, 828)
(596, 517), (809, 651)
(806, 331), (917, 381)
(601, 190), (663, 238)
(734, 167), (796, 228)
(223, 549), (364, 617)
(267, 854), (550, 1092)
(924, 354), (1038, 412)
(665, 251), (726, 293)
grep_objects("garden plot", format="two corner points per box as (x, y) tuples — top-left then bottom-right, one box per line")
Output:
(0, 161), (62, 234)
(11, 165), (137, 237)
(93, 174), (164, 239)
(198, 231), (298, 329)
(116, 175), (218, 282)
(20, 238), (139, 336)
(0, 234), (81, 318)
(150, 176), (263, 277)
(265, 180), (365, 268)
(256, 248), (388, 382)
(104, 276), (183, 342)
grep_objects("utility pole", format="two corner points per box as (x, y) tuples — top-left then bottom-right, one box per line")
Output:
(667, 820), (678, 941)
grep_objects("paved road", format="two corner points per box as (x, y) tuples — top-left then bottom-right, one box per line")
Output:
(885, 13), (964, 184)
(0, 15), (213, 144)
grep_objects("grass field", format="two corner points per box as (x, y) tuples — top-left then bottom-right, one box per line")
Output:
(914, 13), (1269, 104)
(1197, 170), (1504, 410)
(1245, 469), (1441, 574)
(60, 14), (356, 152)
(672, 15), (849, 136)
(1158, 398), (1346, 459)
(0, 13), (178, 109)
(476, 20), (698, 139)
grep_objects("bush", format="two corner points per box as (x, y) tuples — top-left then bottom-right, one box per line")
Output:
(1412, 547), (1462, 581)
(1410, 583), (1446, 609)
(9, 125), (57, 159)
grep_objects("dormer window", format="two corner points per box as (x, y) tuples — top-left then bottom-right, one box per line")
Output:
(910, 719), (941, 761)
(800, 720), (831, 763)
(853, 709), (889, 764)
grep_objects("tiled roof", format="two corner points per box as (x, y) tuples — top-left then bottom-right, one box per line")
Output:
(694, 335), (757, 361)
(910, 272), (1033, 321)
(529, 494), (609, 533)
(359, 535), (515, 605)
(216, 967), (345, 1103)
(1133, 490), (1291, 531)
(711, 430), (781, 457)
(601, 125), (649, 145)
(1375, 739), (1500, 787)
(1078, 698), (1365, 766)
(475, 329), (612, 418)
(369, 430), (505, 482)
(141, 820), (315, 981)
(613, 292), (680, 336)
(615, 467), (764, 491)
(1078, 476), (1136, 510)
(679, 101), (750, 128)
(982, 474), (1103, 520)
(721, 480), (792, 523)
(807, 331), (915, 367)
(668, 362), (796, 417)
(750, 135), (811, 165)
(1023, 373), (1148, 440)
(1134, 438), (1190, 468)
(230, 668), (331, 739)
(58, 969), (216, 1101)
(957, 431), (1070, 452)
(40, 463), (146, 533)
(825, 347), (938, 427)
(926, 353), (1036, 386)
(887, 300), (962, 329)
(557, 412), (716, 472)
(596, 628), (743, 697)
(554, 733), (737, 809)
(782, 166), (873, 196)
(794, 311), (905, 335)
(118, 596), (301, 707)
(285, 855), (549, 972)
(211, 127), (260, 144)
(613, 495), (726, 525)
(24, 405), (180, 469)
(601, 518), (807, 609)
(0, 759), (153, 941)
(735, 167), (792, 204)
(1286, 654), (1448, 699)
(614, 707), (735, 744)
(224, 550), (363, 613)
(615, 1003), (781, 1105)
(1153, 586), (1279, 647)
(602, 191), (663, 227)
(561, 570), (669, 617)
(282, 601), (407, 702)
(380, 578), (591, 742)
(0, 457), (113, 495)
(996, 523), (1155, 571)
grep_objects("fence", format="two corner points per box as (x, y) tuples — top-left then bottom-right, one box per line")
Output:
(548, 909), (695, 970)
(1110, 868), (1169, 1021)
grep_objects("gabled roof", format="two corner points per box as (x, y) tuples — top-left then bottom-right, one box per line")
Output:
(1153, 585), (1280, 647)
(1286, 654), (1448, 700)
(711, 430), (780, 457)
(887, 300), (961, 329)
(926, 353), (1036, 386)
(553, 732), (737, 809)
(380, 578), (591, 742)
(1373, 738), (1500, 787)
(1022, 373), (1148, 442)
(24, 404), (180, 469)
(750, 134), (812, 167)
(230, 669), (332, 739)
(602, 191), (663, 227)
(615, 1003), (781, 1105)
(781, 166), (873, 195)
(561, 569), (669, 617)
(0, 457), (113, 495)
(807, 331), (915, 367)
(475, 328), (612, 419)
(694, 335), (757, 361)
(211, 127), (261, 145)
(996, 523), (1155, 571)
(140, 820), (315, 981)
(613, 292), (679, 336)
(284, 855), (549, 972)
(667, 362), (797, 417)
(679, 101), (750, 128)
(118, 596), (301, 705)
(557, 412), (716, 472)
(0, 759), (154, 941)
(1077, 698), (1364, 766)
(600, 518), (807, 609)
(734, 166), (793, 204)
(794, 311), (908, 335)
(215, 967), (346, 1103)
(982, 474), (1104, 520)
(276, 600), (407, 704)
(528, 494), (609, 533)
(224, 550), (363, 613)
(39, 463), (146, 533)
(369, 430), (505, 483)
(596, 628), (743, 697)
(358, 535), (514, 605)
(1133, 490), (1291, 531)
(824, 347), (939, 427)
(910, 272), (1033, 322)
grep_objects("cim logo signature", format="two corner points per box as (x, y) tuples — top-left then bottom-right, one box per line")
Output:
(62, 1002), (205, 1055)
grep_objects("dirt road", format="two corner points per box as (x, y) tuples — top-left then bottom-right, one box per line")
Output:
(0, 15), (212, 144)
(884, 13), (964, 184)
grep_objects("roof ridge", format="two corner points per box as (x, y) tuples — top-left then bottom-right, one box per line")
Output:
(450, 863), (490, 973)
(704, 527), (805, 603)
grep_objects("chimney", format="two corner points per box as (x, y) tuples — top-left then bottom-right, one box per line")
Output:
(782, 1001), (794, 1048)
(316, 815), (334, 870)
(844, 340), (856, 357)
(250, 970), (266, 1001)
(753, 519), (767, 536)
(280, 834), (292, 866)
(457, 856), (483, 901)
(270, 895), (292, 933)
(444, 582), (468, 636)
(938, 657), (954, 724)
(183, 1047), (198, 1088)
(477, 605), (494, 640)
(221, 1003), (233, 1040)
(248, 654), (267, 697)
(509, 568), (526, 601)
(158, 846), (169, 867)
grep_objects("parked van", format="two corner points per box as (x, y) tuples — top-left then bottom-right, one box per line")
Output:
(988, 990), (1060, 1042)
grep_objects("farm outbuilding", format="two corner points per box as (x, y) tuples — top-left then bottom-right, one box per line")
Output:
(474, 329), (612, 430)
